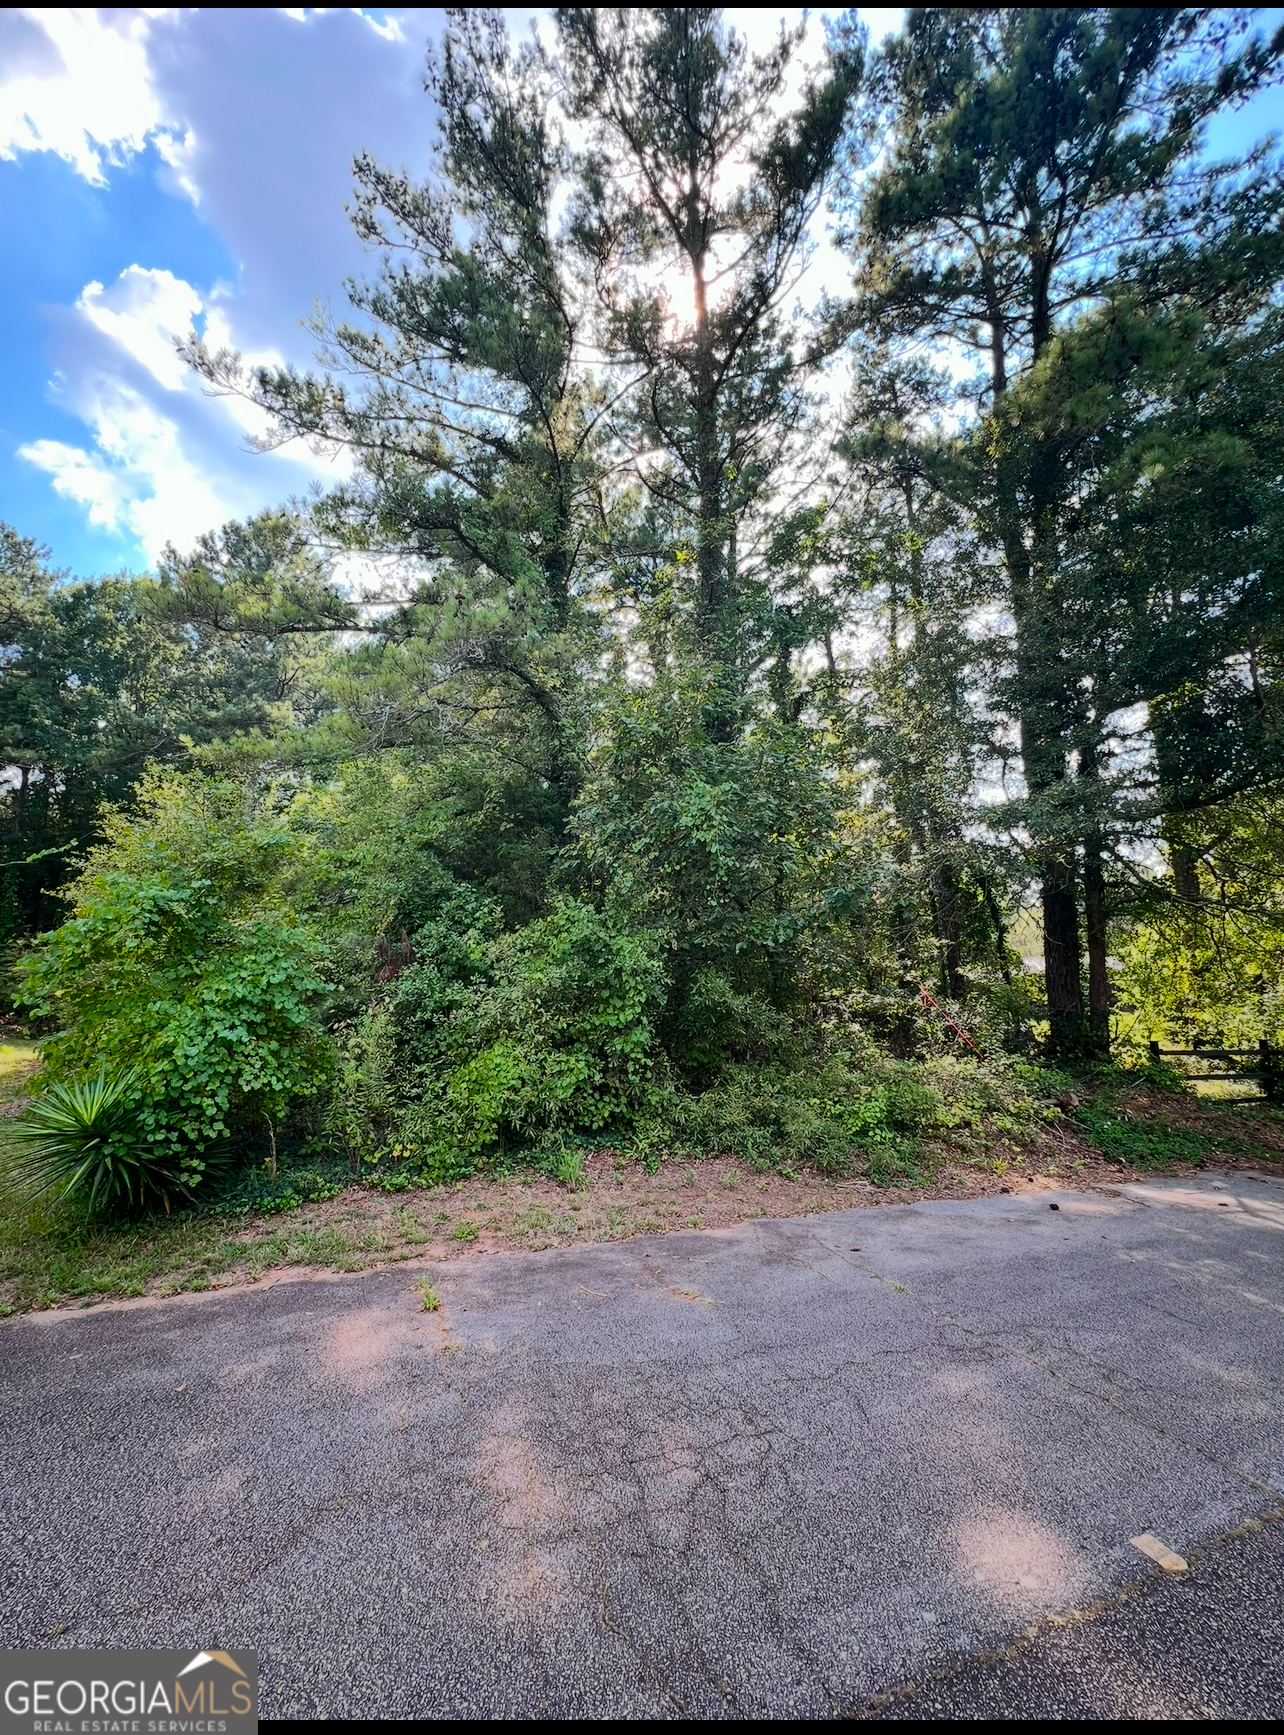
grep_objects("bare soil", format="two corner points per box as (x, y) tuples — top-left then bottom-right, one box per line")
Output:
(6, 1041), (1283, 1315)
(182, 1132), (1133, 1295)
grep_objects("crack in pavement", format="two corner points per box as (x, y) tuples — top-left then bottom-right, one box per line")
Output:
(6, 1179), (1283, 1715)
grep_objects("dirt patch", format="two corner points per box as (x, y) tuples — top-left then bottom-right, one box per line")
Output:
(111, 1132), (1130, 1304)
(11, 1086), (1282, 1317)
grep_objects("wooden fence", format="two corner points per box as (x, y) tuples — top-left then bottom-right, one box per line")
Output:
(1148, 1039), (1281, 1103)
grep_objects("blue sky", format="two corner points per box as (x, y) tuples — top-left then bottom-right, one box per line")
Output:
(0, 7), (1279, 578)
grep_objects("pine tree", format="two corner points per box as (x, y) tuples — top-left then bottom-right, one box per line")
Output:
(558, 7), (860, 736)
(835, 5), (1283, 1056)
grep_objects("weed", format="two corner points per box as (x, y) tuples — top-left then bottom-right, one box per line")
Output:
(417, 1281), (440, 1312)
(450, 1220), (480, 1243)
(1075, 1105), (1208, 1168)
(392, 1207), (428, 1245)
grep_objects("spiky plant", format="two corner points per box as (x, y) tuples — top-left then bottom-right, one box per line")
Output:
(3, 1067), (190, 1216)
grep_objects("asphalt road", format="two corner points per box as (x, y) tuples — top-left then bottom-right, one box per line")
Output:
(2, 1170), (1283, 1719)
(871, 1511), (1284, 1718)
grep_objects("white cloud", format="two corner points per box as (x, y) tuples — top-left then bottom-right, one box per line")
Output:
(0, 9), (187, 187)
(5, 8), (900, 571)
(16, 437), (129, 536)
(19, 263), (336, 563)
(20, 380), (232, 561)
(4, 9), (441, 567)
(77, 267), (203, 392)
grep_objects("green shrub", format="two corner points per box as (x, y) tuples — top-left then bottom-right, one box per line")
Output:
(394, 897), (667, 1170)
(325, 1007), (398, 1170)
(15, 774), (333, 1181)
(2, 1066), (202, 1216)
(571, 679), (869, 1073)
(658, 1049), (935, 1177)
(640, 1038), (1043, 1179)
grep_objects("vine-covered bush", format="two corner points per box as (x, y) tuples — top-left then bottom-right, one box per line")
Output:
(392, 897), (668, 1169)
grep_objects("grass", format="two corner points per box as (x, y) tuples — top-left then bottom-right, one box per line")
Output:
(1068, 1063), (1284, 1170)
(0, 1043), (391, 1313)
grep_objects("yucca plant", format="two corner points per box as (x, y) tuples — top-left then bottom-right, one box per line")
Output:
(3, 1067), (192, 1217)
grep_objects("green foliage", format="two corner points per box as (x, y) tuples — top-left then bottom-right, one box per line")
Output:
(4, 9), (1281, 1216)
(650, 1039), (1039, 1180)
(840, 5), (1284, 1056)
(326, 1008), (399, 1171)
(1114, 792), (1284, 1051)
(537, 1136), (588, 1189)
(0, 515), (334, 946)
(16, 773), (332, 1179)
(1, 1066), (200, 1216)
(1073, 1105), (1208, 1170)
(396, 897), (666, 1169)
(574, 677), (866, 1068)
(205, 1162), (346, 1217)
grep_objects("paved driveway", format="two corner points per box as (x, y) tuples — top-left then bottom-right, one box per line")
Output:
(3, 1171), (1283, 1717)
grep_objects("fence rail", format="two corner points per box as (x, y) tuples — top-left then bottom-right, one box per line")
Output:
(1149, 1040), (1281, 1102)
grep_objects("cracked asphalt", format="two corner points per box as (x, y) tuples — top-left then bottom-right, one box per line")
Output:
(2, 1170), (1283, 1719)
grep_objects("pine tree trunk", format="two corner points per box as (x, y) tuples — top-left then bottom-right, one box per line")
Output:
(1083, 840), (1110, 1054)
(998, 422), (1089, 1058)
(1041, 853), (1086, 1058)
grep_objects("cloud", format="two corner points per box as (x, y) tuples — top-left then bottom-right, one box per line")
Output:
(19, 262), (338, 564)
(77, 266), (203, 392)
(3, 10), (443, 566)
(21, 378), (238, 562)
(2, 9), (900, 571)
(0, 9), (183, 187)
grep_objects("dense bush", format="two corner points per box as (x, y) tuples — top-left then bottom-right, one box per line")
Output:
(16, 774), (332, 1191)
(573, 683), (870, 1071)
(653, 1040), (1040, 1181)
(391, 897), (667, 1170)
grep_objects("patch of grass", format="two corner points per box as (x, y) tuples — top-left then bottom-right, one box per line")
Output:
(416, 1281), (441, 1312)
(0, 1165), (384, 1313)
(865, 1138), (937, 1187)
(391, 1206), (428, 1245)
(449, 1220), (480, 1243)
(541, 1141), (588, 1189)
(1074, 1106), (1210, 1168)
(512, 1205), (555, 1236)
(0, 1041), (39, 1090)
(1068, 1065), (1284, 1170)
